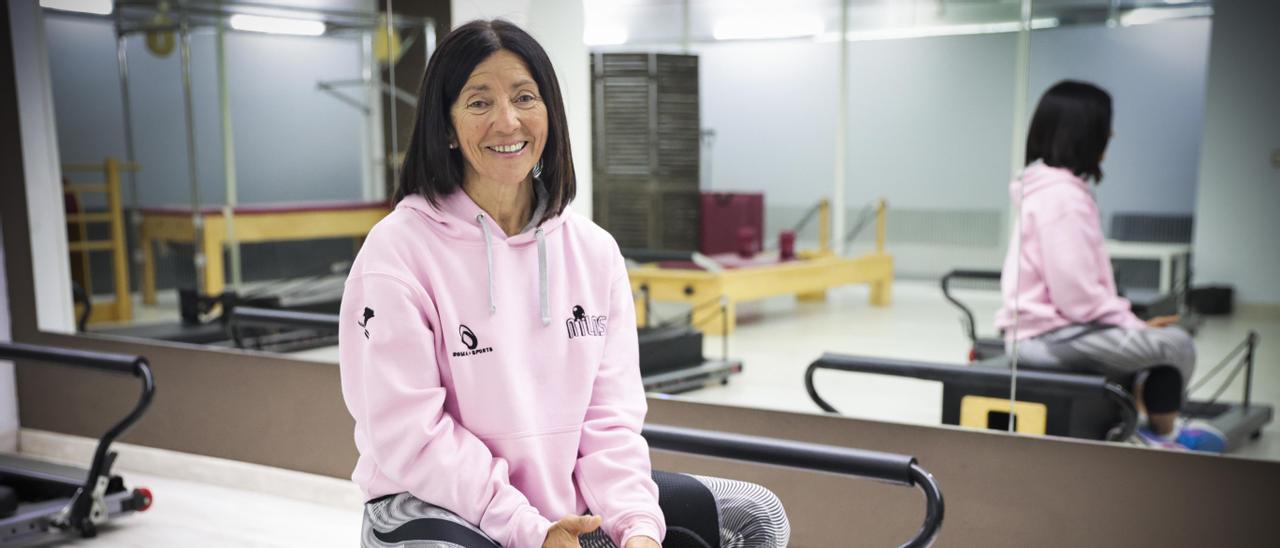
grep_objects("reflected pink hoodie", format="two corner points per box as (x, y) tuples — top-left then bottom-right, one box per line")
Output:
(338, 185), (664, 547)
(995, 162), (1145, 340)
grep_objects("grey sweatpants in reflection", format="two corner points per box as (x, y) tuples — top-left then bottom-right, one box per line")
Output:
(1011, 324), (1196, 383)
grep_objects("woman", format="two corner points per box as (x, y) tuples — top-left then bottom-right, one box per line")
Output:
(995, 80), (1224, 452)
(338, 20), (789, 547)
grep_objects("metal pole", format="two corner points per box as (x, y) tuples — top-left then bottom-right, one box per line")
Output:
(179, 13), (206, 294)
(115, 28), (143, 283)
(216, 18), (242, 291)
(1006, 0), (1034, 433)
(833, 0), (848, 256)
(681, 0), (691, 54)
(1244, 331), (1257, 409)
(385, 0), (400, 190)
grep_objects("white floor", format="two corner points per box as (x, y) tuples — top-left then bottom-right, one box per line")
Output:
(29, 279), (1280, 545)
(21, 471), (361, 547)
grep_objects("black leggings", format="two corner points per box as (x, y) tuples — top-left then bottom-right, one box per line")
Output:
(1134, 365), (1184, 414)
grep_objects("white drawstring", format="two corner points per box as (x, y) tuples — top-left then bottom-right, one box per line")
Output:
(536, 227), (549, 326)
(476, 214), (497, 315)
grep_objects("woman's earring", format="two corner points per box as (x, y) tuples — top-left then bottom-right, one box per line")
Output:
(531, 159), (543, 178)
(448, 142), (457, 150)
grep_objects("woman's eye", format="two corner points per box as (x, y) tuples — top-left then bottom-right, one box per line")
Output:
(515, 94), (536, 104)
(468, 100), (489, 109)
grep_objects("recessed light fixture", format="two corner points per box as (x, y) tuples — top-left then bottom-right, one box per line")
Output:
(584, 25), (628, 46)
(39, 0), (113, 16)
(713, 15), (824, 41)
(229, 14), (326, 36)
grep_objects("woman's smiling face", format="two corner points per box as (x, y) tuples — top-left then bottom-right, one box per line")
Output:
(450, 49), (548, 190)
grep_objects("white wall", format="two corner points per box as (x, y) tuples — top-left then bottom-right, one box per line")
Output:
(450, 0), (593, 218)
(9, 0), (74, 335)
(1192, 0), (1280, 305)
(1030, 19), (1211, 225)
(845, 32), (1018, 211)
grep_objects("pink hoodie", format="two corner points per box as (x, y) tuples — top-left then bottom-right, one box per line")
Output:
(338, 185), (664, 548)
(995, 162), (1145, 340)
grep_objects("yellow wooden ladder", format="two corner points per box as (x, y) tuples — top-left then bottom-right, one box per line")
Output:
(62, 157), (139, 324)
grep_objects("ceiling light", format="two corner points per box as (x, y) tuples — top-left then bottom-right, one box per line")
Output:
(40, 0), (112, 16)
(713, 15), (824, 41)
(229, 14), (326, 36)
(584, 25), (628, 46)
(1120, 6), (1213, 26)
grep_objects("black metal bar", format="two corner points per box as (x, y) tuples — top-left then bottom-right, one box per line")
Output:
(640, 284), (652, 329)
(229, 307), (341, 332)
(72, 282), (91, 333)
(940, 270), (1000, 343)
(0, 342), (142, 376)
(1244, 331), (1257, 410)
(621, 248), (695, 263)
(790, 199), (825, 234)
(808, 353), (1112, 402)
(642, 423), (943, 548)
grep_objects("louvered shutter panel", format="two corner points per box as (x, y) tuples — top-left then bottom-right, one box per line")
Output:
(592, 53), (700, 250)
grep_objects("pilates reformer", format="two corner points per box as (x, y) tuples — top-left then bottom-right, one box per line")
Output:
(642, 423), (944, 548)
(801, 270), (1272, 450)
(0, 342), (155, 544)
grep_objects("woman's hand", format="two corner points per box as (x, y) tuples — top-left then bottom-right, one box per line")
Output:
(624, 536), (661, 548)
(1146, 315), (1180, 328)
(542, 515), (602, 548)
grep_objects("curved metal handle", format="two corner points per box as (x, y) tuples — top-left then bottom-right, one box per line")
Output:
(940, 269), (1001, 343)
(906, 463), (945, 548)
(642, 423), (944, 547)
(805, 361), (840, 414)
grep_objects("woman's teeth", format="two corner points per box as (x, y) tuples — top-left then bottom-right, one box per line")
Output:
(489, 142), (526, 153)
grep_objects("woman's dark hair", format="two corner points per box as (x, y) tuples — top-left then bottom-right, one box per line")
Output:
(394, 19), (575, 222)
(1025, 80), (1113, 183)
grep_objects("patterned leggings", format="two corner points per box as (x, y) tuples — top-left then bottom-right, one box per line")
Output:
(362, 472), (790, 547)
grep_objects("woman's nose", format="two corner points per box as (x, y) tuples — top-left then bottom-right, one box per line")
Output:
(491, 100), (521, 133)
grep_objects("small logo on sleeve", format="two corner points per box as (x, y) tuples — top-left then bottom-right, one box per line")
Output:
(358, 307), (375, 339)
(565, 305), (607, 339)
(452, 324), (493, 357)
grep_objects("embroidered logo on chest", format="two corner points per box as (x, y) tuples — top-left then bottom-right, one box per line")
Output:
(565, 305), (607, 339)
(452, 324), (494, 357)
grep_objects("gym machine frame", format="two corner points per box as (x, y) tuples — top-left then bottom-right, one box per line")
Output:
(0, 342), (155, 544)
(941, 269), (1271, 449)
(642, 424), (944, 548)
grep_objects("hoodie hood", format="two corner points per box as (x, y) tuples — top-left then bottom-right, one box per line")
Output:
(397, 179), (564, 244)
(396, 179), (561, 325)
(1009, 160), (1092, 205)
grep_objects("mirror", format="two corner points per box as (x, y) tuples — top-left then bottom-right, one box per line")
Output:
(583, 0), (1026, 429)
(1003, 0), (1278, 459)
(32, 0), (439, 360)
(18, 0), (1277, 461)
